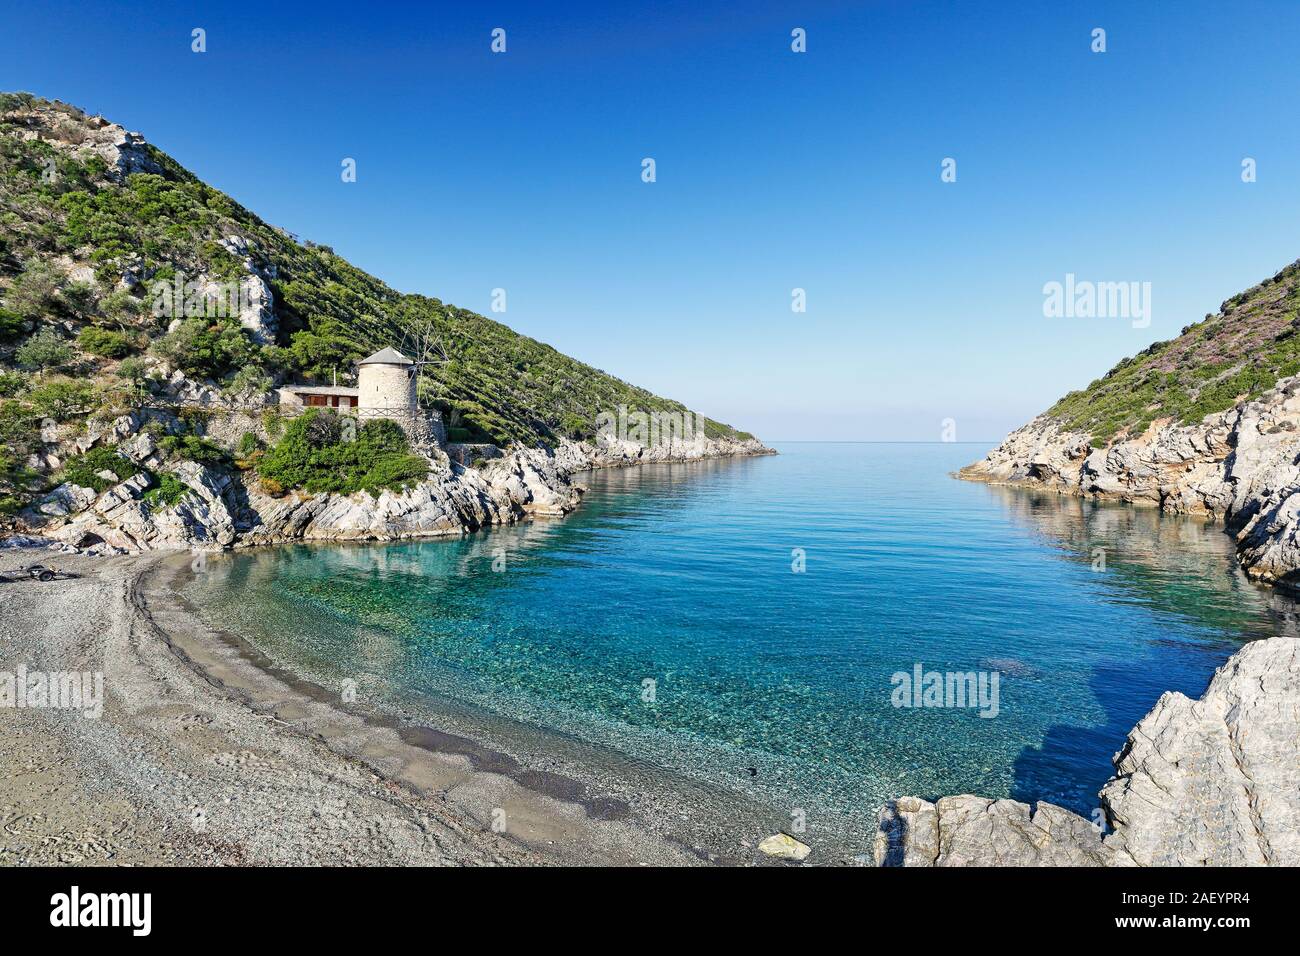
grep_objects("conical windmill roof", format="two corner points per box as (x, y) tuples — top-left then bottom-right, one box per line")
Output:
(358, 346), (414, 366)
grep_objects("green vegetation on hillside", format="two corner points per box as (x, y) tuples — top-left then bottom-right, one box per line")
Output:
(0, 92), (752, 457)
(0, 398), (40, 513)
(58, 445), (135, 492)
(1047, 260), (1300, 445)
(256, 409), (429, 496)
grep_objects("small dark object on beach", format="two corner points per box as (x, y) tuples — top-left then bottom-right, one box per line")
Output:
(747, 767), (758, 777)
(14, 563), (77, 583)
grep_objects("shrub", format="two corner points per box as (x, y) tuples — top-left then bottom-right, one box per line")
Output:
(59, 446), (136, 492)
(3, 262), (63, 319)
(0, 371), (26, 397)
(78, 326), (137, 358)
(60, 281), (98, 319)
(150, 317), (255, 379)
(222, 364), (272, 398)
(0, 399), (40, 448)
(158, 433), (229, 466)
(14, 329), (73, 374)
(0, 308), (23, 341)
(261, 407), (284, 439)
(0, 399), (42, 507)
(142, 472), (190, 508)
(559, 412), (590, 439)
(115, 356), (151, 386)
(257, 409), (428, 496)
(23, 377), (97, 421)
(0, 92), (38, 113)
(98, 288), (143, 327)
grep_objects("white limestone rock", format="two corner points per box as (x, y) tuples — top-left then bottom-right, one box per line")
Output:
(1101, 637), (1299, 866)
(18, 435), (765, 555)
(874, 795), (1112, 867)
(962, 378), (1300, 585)
(33, 482), (98, 518)
(757, 833), (811, 861)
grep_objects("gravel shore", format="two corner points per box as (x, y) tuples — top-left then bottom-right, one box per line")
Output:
(0, 549), (703, 866)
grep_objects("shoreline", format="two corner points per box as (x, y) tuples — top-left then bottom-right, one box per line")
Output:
(20, 434), (775, 557)
(0, 545), (799, 866)
(955, 462), (1300, 594)
(148, 551), (789, 865)
(955, 382), (1300, 591)
(4, 451), (1297, 867)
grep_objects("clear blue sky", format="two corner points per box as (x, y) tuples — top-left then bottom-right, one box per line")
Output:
(4, 0), (1299, 441)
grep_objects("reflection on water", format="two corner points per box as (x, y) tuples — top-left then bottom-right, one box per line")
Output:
(983, 485), (1300, 639)
(185, 444), (1296, 855)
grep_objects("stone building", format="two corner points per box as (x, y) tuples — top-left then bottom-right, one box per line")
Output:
(357, 346), (417, 412)
(277, 346), (444, 448)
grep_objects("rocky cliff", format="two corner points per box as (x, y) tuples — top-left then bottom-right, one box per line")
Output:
(962, 376), (1300, 587)
(874, 636), (1300, 866)
(16, 406), (769, 554)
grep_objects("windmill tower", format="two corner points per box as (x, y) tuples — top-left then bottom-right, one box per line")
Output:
(357, 347), (416, 413)
(357, 345), (447, 448)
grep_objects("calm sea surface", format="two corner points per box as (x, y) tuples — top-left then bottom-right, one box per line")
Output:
(183, 443), (1296, 854)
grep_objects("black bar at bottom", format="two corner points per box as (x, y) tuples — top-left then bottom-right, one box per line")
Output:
(0, 865), (1280, 941)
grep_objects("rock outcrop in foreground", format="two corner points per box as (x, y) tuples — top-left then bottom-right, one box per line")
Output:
(874, 636), (1300, 866)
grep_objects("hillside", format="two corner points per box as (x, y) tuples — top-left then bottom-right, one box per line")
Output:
(965, 257), (1300, 589)
(0, 93), (756, 514)
(1047, 259), (1300, 445)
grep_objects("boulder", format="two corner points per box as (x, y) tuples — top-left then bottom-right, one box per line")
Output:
(33, 482), (98, 518)
(874, 796), (1111, 867)
(1101, 637), (1299, 866)
(757, 833), (811, 861)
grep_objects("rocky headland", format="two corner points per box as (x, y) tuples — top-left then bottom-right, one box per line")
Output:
(959, 259), (1300, 590)
(0, 95), (772, 554)
(960, 378), (1300, 589)
(14, 403), (771, 554)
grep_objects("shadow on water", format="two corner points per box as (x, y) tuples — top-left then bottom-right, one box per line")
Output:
(1010, 663), (1144, 811)
(976, 484), (1300, 811)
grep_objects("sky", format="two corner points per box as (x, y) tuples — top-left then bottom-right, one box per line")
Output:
(4, 0), (1299, 441)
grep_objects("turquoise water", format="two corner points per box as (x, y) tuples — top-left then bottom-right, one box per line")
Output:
(184, 443), (1293, 852)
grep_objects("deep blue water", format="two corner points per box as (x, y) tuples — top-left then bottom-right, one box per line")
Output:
(184, 443), (1290, 848)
